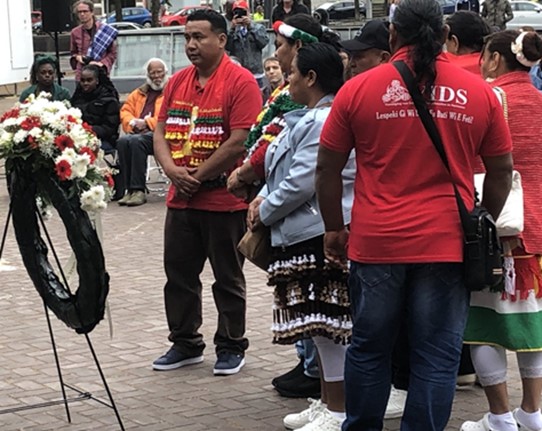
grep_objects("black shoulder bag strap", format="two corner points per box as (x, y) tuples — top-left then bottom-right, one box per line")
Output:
(392, 60), (475, 238)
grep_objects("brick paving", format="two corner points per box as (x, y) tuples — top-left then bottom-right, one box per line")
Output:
(0, 94), (525, 430)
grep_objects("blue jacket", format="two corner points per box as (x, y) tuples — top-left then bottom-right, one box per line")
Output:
(530, 64), (542, 91)
(259, 95), (355, 248)
(225, 23), (269, 75)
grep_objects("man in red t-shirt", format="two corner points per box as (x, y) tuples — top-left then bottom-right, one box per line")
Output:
(152, 9), (261, 376)
(315, 0), (513, 428)
(445, 11), (491, 76)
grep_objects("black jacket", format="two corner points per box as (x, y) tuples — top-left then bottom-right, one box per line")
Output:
(271, 1), (310, 23)
(70, 84), (120, 145)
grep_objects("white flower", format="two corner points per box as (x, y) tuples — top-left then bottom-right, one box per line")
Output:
(1, 93), (112, 215)
(61, 148), (78, 162)
(0, 131), (14, 149)
(28, 127), (42, 138)
(36, 196), (53, 221)
(13, 129), (28, 144)
(2, 118), (18, 128)
(80, 185), (107, 212)
(66, 107), (83, 120)
(69, 125), (90, 150)
(71, 155), (89, 179)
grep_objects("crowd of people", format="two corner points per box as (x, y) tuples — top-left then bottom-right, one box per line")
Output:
(16, 0), (542, 429)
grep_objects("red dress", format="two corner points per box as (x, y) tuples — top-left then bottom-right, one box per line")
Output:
(492, 71), (542, 255)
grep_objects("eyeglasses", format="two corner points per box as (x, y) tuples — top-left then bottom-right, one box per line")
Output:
(77, 9), (91, 14)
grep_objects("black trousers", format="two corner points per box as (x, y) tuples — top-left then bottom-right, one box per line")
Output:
(163, 208), (249, 356)
(116, 131), (154, 192)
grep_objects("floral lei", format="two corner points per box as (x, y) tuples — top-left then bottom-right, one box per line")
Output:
(244, 85), (303, 158)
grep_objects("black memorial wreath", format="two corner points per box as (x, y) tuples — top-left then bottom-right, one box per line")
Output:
(8, 161), (109, 334)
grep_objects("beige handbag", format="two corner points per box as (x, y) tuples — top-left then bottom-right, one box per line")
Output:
(237, 226), (271, 271)
(474, 170), (524, 237)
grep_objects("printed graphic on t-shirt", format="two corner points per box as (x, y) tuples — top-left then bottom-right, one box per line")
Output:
(378, 79), (473, 124)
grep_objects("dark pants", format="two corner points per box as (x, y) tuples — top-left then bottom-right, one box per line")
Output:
(163, 208), (249, 356)
(116, 131), (154, 193)
(343, 262), (470, 431)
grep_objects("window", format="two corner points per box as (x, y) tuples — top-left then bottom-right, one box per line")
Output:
(517, 2), (538, 11)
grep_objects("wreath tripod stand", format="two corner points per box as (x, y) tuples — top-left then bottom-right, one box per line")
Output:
(0, 205), (125, 430)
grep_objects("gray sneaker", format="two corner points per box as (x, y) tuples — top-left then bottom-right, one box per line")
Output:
(117, 192), (132, 206)
(152, 348), (204, 371)
(213, 352), (245, 376)
(126, 190), (147, 207)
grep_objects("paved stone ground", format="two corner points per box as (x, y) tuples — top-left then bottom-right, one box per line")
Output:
(0, 94), (525, 430)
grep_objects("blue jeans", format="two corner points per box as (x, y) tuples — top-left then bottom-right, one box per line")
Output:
(343, 262), (469, 431)
(295, 339), (319, 378)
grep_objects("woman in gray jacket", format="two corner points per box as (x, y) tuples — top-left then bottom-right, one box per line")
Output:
(247, 43), (355, 431)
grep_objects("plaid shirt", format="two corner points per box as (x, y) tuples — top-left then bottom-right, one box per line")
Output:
(87, 24), (118, 61)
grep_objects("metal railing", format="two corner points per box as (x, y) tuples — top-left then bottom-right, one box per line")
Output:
(110, 25), (363, 78)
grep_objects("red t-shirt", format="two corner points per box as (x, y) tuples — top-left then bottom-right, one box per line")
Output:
(320, 48), (513, 263)
(158, 59), (262, 211)
(444, 52), (483, 76)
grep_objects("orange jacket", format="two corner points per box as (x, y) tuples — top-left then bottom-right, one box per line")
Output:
(120, 84), (164, 133)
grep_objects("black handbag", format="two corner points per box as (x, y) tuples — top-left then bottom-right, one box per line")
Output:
(393, 61), (503, 291)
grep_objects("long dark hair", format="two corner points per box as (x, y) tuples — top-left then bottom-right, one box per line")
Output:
(296, 43), (344, 95)
(484, 30), (542, 72)
(393, 0), (444, 100)
(75, 64), (119, 100)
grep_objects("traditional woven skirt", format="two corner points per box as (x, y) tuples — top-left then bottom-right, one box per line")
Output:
(464, 240), (542, 351)
(268, 235), (351, 345)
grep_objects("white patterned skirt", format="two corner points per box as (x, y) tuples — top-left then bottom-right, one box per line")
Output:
(268, 235), (351, 345)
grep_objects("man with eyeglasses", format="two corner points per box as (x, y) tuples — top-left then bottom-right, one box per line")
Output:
(70, 0), (118, 81)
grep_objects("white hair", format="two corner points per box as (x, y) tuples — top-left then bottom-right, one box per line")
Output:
(144, 58), (169, 75)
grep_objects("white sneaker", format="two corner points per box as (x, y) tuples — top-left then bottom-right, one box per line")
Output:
(283, 398), (326, 430)
(295, 408), (344, 431)
(460, 414), (493, 431)
(385, 387), (407, 419)
(513, 408), (541, 431)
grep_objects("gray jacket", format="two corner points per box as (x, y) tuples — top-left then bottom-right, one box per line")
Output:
(481, 0), (513, 30)
(259, 95), (355, 248)
(225, 23), (269, 75)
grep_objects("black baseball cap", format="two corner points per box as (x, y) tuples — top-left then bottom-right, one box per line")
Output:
(342, 20), (391, 53)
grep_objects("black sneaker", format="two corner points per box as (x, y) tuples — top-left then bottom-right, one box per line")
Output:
(152, 348), (204, 371)
(274, 372), (321, 398)
(272, 358), (305, 387)
(213, 352), (245, 376)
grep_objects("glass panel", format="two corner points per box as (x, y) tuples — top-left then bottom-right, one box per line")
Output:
(112, 27), (357, 77)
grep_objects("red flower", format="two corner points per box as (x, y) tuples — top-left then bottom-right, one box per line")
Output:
(0, 108), (20, 122)
(27, 135), (38, 149)
(79, 146), (97, 164)
(55, 159), (72, 181)
(82, 122), (94, 133)
(20, 116), (41, 131)
(54, 135), (74, 151)
(104, 173), (115, 189)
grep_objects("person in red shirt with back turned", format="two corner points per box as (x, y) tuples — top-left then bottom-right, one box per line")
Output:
(152, 9), (261, 376)
(445, 11), (491, 76)
(315, 0), (514, 429)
